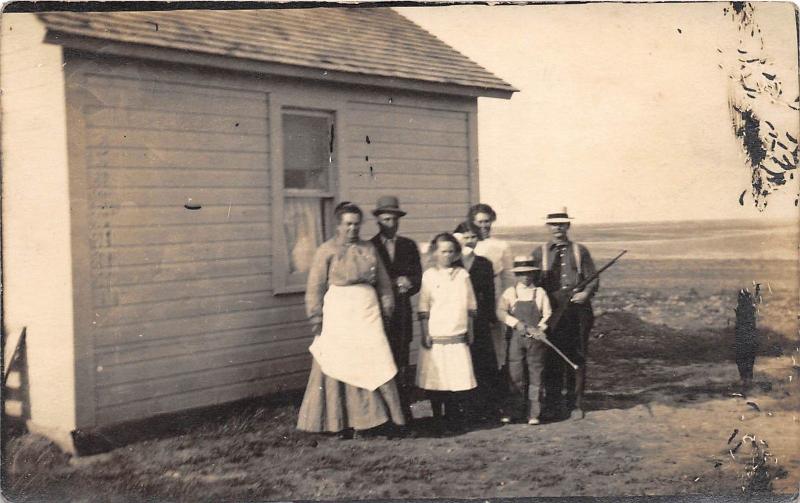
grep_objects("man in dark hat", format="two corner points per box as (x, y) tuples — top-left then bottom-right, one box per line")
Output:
(532, 207), (598, 420)
(370, 196), (422, 420)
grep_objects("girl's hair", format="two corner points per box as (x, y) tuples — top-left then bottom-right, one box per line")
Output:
(334, 201), (363, 223)
(453, 220), (478, 235)
(467, 203), (497, 224)
(429, 232), (462, 258)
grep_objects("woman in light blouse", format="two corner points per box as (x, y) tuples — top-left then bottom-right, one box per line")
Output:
(468, 204), (515, 371)
(296, 202), (406, 438)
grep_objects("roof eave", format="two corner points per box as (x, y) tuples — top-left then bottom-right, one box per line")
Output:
(46, 31), (517, 99)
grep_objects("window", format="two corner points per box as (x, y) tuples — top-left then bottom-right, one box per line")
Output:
(280, 110), (336, 288)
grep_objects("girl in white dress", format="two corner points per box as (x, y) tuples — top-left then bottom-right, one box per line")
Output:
(416, 233), (477, 432)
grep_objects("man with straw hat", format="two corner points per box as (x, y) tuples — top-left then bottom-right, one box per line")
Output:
(370, 196), (422, 421)
(532, 207), (599, 420)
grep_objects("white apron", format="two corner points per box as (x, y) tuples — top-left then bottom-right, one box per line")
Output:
(308, 284), (398, 391)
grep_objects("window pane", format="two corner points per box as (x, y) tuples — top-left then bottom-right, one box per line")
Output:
(283, 114), (332, 190)
(284, 197), (324, 274)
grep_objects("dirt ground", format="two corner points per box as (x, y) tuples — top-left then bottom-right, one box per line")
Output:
(3, 259), (799, 502)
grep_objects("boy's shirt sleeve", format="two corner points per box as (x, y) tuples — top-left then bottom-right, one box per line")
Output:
(496, 287), (519, 328)
(536, 287), (552, 331)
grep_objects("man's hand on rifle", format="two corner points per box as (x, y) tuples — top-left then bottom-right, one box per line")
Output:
(570, 290), (591, 304)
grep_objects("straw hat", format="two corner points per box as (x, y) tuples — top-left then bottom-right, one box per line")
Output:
(511, 255), (540, 273)
(545, 207), (574, 225)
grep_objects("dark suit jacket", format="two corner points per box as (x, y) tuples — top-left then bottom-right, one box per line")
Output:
(465, 255), (496, 326)
(370, 234), (422, 364)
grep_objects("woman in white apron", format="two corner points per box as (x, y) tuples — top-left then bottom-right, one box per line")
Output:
(296, 202), (406, 436)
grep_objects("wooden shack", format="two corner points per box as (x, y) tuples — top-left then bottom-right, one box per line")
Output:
(1, 8), (515, 451)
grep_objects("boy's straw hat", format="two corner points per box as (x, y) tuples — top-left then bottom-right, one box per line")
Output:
(512, 255), (540, 273)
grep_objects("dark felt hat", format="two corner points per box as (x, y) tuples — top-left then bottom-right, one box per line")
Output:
(372, 195), (407, 217)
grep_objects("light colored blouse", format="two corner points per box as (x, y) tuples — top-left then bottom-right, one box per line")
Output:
(418, 266), (477, 337)
(305, 237), (394, 326)
(474, 236), (515, 296)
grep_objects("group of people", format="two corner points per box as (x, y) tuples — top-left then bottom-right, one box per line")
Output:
(296, 196), (598, 439)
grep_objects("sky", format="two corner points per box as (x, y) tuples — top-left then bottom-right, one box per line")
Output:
(399, 3), (799, 226)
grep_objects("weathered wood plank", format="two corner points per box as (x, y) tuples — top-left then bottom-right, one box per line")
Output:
(93, 273), (281, 308)
(349, 142), (468, 162)
(83, 76), (267, 117)
(85, 107), (268, 135)
(343, 160), (467, 176)
(347, 107), (467, 132)
(86, 127), (268, 153)
(88, 148), (268, 171)
(93, 303), (308, 348)
(96, 335), (311, 387)
(91, 256), (271, 287)
(89, 238), (271, 269)
(350, 188), (470, 205)
(89, 222), (270, 247)
(96, 353), (310, 408)
(349, 172), (469, 190)
(94, 367), (309, 425)
(95, 289), (282, 328)
(89, 168), (269, 190)
(90, 204), (269, 229)
(95, 321), (308, 367)
(89, 187), (271, 208)
(345, 126), (468, 148)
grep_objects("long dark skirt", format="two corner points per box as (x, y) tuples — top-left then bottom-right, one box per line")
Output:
(296, 360), (407, 432)
(467, 318), (504, 419)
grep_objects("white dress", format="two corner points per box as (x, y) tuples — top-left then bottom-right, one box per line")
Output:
(415, 266), (478, 391)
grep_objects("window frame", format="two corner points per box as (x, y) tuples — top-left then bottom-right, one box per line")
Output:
(272, 104), (338, 294)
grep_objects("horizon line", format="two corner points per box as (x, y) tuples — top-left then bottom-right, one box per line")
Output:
(493, 215), (798, 229)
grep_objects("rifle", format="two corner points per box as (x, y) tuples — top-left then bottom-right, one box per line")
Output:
(547, 249), (627, 333)
(534, 332), (579, 370)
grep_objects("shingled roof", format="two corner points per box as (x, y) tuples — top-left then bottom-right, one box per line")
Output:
(38, 8), (517, 98)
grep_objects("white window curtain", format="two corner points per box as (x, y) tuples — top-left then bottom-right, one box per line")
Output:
(284, 198), (322, 274)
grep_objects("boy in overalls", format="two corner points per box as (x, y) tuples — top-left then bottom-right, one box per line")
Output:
(496, 256), (552, 424)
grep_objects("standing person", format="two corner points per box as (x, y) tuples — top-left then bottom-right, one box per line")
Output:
(370, 196), (422, 418)
(496, 256), (552, 425)
(532, 207), (598, 420)
(416, 233), (478, 434)
(468, 204), (515, 382)
(297, 202), (406, 438)
(453, 222), (501, 422)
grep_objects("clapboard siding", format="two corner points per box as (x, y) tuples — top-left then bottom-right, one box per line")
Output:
(350, 173), (470, 190)
(81, 67), (301, 422)
(96, 335), (311, 387)
(85, 107), (268, 135)
(91, 256), (270, 287)
(89, 222), (271, 247)
(96, 353), (311, 409)
(95, 367), (310, 425)
(88, 149), (269, 171)
(89, 168), (269, 189)
(91, 239), (271, 268)
(94, 304), (308, 348)
(347, 158), (470, 176)
(95, 322), (309, 366)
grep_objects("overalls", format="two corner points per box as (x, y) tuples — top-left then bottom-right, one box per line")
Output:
(504, 290), (546, 421)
